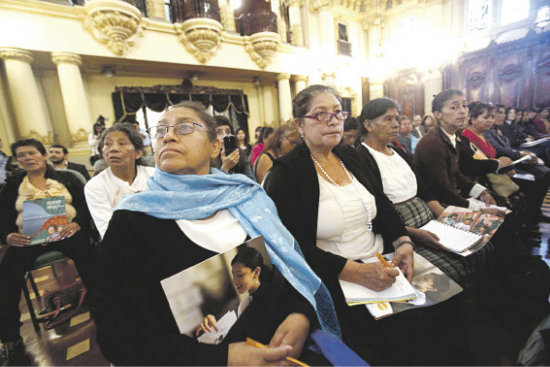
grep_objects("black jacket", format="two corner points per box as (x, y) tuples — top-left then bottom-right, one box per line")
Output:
(96, 210), (315, 366)
(356, 143), (436, 204)
(0, 165), (92, 245)
(264, 143), (407, 283)
(456, 133), (499, 179)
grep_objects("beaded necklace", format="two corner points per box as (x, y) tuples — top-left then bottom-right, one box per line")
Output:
(310, 154), (373, 231)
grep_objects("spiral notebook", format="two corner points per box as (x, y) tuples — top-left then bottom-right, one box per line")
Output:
(420, 206), (504, 255)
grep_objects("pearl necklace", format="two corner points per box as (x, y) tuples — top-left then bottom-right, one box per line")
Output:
(310, 154), (373, 231)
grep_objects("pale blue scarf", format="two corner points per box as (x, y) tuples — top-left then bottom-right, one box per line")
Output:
(116, 168), (341, 337)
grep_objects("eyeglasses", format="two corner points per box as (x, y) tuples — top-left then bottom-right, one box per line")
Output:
(301, 111), (350, 122)
(147, 122), (208, 138)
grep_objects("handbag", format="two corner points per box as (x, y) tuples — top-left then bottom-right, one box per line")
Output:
(486, 173), (519, 198)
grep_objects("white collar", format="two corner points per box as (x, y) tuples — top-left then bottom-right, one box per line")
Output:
(440, 127), (456, 148)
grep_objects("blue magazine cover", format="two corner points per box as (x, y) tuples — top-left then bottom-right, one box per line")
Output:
(22, 197), (67, 246)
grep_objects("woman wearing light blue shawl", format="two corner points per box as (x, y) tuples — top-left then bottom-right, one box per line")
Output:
(94, 102), (341, 366)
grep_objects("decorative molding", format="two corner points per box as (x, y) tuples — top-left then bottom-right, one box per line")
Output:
(277, 17), (287, 42)
(293, 74), (308, 82)
(0, 47), (33, 63)
(175, 18), (223, 63)
(23, 130), (53, 145)
(83, 0), (143, 56)
(145, 0), (166, 20)
(290, 24), (304, 47)
(220, 4), (236, 32)
(244, 32), (281, 69)
(72, 128), (89, 143)
(282, 0), (305, 7)
(277, 73), (290, 81)
(51, 52), (82, 66)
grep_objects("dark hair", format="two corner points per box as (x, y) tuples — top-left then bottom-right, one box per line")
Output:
(265, 125), (298, 156)
(495, 104), (506, 112)
(505, 106), (516, 120)
(231, 246), (265, 282)
(215, 116), (234, 135)
(168, 101), (217, 141)
(50, 144), (68, 155)
(343, 117), (360, 132)
(422, 115), (434, 125)
(398, 115), (411, 125)
(360, 97), (400, 123)
(259, 127), (275, 144)
(524, 107), (536, 113)
(537, 106), (549, 114)
(99, 122), (144, 165)
(432, 89), (464, 113)
(93, 122), (104, 136)
(468, 101), (494, 124)
(11, 138), (46, 156)
(236, 128), (249, 144)
(292, 84), (343, 119)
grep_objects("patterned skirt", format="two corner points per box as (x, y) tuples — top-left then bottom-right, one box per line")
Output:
(394, 197), (493, 288)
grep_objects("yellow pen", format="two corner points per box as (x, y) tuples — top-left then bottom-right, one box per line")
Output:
(376, 252), (392, 268)
(245, 337), (310, 367)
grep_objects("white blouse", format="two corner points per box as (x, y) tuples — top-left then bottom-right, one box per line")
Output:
(316, 174), (383, 260)
(176, 209), (247, 253)
(363, 143), (417, 204)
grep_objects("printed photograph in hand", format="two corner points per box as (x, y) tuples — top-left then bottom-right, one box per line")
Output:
(160, 237), (273, 344)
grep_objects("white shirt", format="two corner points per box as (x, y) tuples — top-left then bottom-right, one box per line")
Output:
(85, 165), (155, 238)
(364, 143), (417, 204)
(440, 127), (457, 148)
(316, 174), (383, 260)
(176, 209), (247, 253)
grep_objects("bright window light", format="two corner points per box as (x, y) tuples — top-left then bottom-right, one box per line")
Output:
(500, 0), (529, 25)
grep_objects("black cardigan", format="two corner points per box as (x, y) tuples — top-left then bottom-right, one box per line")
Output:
(356, 143), (436, 204)
(0, 165), (92, 244)
(95, 210), (316, 366)
(264, 143), (407, 284)
(456, 133), (499, 179)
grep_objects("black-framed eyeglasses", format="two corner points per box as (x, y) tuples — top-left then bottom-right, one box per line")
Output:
(301, 111), (350, 122)
(147, 122), (207, 138)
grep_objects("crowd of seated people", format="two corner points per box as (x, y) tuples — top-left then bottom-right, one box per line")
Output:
(0, 87), (549, 366)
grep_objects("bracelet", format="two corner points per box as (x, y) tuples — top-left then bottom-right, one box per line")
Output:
(393, 239), (415, 250)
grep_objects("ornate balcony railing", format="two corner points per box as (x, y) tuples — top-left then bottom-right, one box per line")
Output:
(337, 39), (352, 56)
(170, 0), (220, 23)
(237, 10), (277, 36)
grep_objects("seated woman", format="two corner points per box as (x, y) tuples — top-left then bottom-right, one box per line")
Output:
(253, 125), (299, 183)
(464, 102), (550, 222)
(0, 139), (96, 364)
(357, 97), (493, 286)
(264, 85), (423, 363)
(250, 127), (275, 166)
(413, 89), (498, 210)
(459, 101), (519, 200)
(94, 101), (340, 366)
(84, 123), (155, 239)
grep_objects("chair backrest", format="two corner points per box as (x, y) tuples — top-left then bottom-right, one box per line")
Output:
(64, 169), (87, 185)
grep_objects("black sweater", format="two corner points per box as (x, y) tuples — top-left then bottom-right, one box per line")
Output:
(264, 143), (407, 288)
(0, 166), (92, 245)
(95, 210), (315, 366)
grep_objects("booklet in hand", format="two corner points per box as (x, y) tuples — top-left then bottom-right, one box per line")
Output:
(419, 206), (504, 256)
(160, 236), (273, 343)
(22, 197), (67, 246)
(366, 252), (463, 319)
(495, 155), (530, 174)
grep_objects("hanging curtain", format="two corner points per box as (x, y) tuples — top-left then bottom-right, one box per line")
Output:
(112, 86), (250, 135)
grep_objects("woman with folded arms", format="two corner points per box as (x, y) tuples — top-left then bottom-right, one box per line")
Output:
(94, 101), (341, 366)
(358, 97), (494, 286)
(264, 85), (427, 364)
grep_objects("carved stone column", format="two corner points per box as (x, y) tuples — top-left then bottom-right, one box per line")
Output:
(262, 82), (276, 126)
(0, 48), (52, 143)
(288, 3), (303, 47)
(318, 7), (335, 55)
(277, 73), (292, 123)
(293, 75), (307, 93)
(52, 52), (92, 147)
(424, 69), (442, 115)
(219, 0), (236, 32)
(146, 0), (167, 20)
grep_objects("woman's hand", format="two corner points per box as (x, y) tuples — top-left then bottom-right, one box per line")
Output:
(480, 208), (506, 217)
(195, 314), (218, 336)
(268, 313), (310, 358)
(59, 222), (81, 240)
(228, 342), (292, 366)
(479, 191), (496, 206)
(340, 260), (399, 292)
(426, 200), (445, 217)
(6, 233), (31, 247)
(506, 169), (516, 177)
(392, 238), (414, 282)
(221, 149), (240, 172)
(496, 156), (514, 168)
(408, 227), (445, 251)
